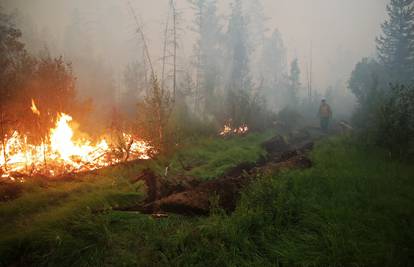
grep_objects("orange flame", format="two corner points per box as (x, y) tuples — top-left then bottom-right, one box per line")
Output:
(0, 102), (153, 180)
(219, 123), (249, 137)
(30, 99), (40, 116)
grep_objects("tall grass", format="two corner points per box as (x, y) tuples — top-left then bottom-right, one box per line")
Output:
(101, 137), (414, 266)
(0, 164), (146, 267)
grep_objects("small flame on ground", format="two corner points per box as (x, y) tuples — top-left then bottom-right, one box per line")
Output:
(219, 123), (249, 137)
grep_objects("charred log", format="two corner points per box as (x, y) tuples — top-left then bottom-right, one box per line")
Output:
(115, 131), (315, 216)
(130, 168), (200, 203)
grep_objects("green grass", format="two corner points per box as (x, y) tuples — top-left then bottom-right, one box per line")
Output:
(162, 132), (272, 180)
(101, 137), (413, 267)
(0, 135), (413, 266)
(0, 163), (147, 267)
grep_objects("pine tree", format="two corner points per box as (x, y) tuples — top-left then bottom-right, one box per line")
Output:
(376, 0), (414, 83)
(246, 0), (269, 86)
(189, 0), (222, 115)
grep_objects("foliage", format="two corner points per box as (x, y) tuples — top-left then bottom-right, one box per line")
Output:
(349, 58), (389, 105)
(349, 58), (389, 136)
(376, 0), (414, 83)
(349, 57), (414, 158)
(137, 77), (174, 152)
(189, 0), (222, 116)
(350, 0), (414, 158)
(370, 84), (414, 157)
(0, 8), (32, 140)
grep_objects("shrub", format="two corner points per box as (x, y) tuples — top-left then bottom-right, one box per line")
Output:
(375, 84), (414, 157)
(353, 84), (414, 158)
(349, 57), (414, 158)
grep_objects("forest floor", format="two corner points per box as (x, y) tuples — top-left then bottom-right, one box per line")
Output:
(0, 131), (413, 266)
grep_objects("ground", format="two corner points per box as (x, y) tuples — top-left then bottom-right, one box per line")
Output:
(0, 133), (413, 267)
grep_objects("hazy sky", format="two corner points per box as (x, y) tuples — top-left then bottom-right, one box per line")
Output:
(2, 0), (388, 92)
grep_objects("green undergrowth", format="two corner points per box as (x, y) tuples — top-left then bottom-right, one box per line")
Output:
(0, 164), (146, 266)
(154, 132), (273, 180)
(1, 135), (413, 266)
(98, 137), (414, 267)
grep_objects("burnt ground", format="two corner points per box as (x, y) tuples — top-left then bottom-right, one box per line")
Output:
(118, 129), (315, 216)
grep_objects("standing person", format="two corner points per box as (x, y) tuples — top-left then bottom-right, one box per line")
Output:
(318, 98), (332, 132)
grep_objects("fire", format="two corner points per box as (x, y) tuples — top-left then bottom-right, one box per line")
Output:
(30, 99), (40, 116)
(50, 113), (89, 162)
(0, 101), (153, 180)
(219, 122), (249, 137)
(220, 124), (233, 136)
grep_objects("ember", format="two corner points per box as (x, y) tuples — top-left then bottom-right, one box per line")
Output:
(0, 100), (153, 180)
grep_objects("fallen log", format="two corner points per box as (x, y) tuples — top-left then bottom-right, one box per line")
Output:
(130, 169), (200, 203)
(143, 153), (312, 215)
(115, 132), (314, 216)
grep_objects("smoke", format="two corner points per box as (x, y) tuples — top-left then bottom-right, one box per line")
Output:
(2, 0), (388, 108)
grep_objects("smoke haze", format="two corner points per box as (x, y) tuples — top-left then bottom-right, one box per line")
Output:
(2, 0), (387, 96)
